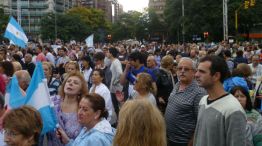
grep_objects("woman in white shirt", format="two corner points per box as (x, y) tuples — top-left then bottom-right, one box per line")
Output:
(89, 69), (114, 124)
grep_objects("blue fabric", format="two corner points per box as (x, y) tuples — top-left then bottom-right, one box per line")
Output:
(65, 128), (114, 146)
(4, 16), (28, 48)
(126, 66), (156, 84)
(85, 34), (94, 47)
(9, 62), (57, 134)
(223, 77), (249, 92)
(9, 76), (26, 108)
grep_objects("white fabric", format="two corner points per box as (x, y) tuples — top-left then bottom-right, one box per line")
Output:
(6, 22), (28, 43)
(90, 83), (114, 122)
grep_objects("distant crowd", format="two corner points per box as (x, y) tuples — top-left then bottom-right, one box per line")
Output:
(0, 40), (261, 146)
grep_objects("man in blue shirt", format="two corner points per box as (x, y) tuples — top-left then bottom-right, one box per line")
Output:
(120, 51), (157, 99)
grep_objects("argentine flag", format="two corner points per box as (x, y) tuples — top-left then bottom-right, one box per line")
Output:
(85, 34), (94, 47)
(4, 16), (28, 48)
(8, 62), (57, 134)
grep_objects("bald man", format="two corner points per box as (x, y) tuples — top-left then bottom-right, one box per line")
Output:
(5, 70), (31, 108)
(147, 55), (158, 70)
(15, 70), (31, 95)
(165, 57), (206, 146)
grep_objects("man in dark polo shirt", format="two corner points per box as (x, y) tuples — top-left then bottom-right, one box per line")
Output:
(165, 57), (206, 146)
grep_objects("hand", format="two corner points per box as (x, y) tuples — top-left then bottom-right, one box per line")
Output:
(124, 62), (131, 72)
(56, 127), (70, 144)
(158, 97), (166, 104)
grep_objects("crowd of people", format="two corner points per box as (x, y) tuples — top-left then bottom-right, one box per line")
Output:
(0, 40), (261, 146)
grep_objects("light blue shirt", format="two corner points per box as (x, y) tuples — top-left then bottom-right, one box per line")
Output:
(65, 119), (115, 146)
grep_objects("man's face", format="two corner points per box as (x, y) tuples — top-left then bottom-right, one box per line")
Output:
(147, 57), (156, 68)
(195, 61), (214, 89)
(59, 50), (65, 56)
(177, 59), (195, 84)
(140, 47), (146, 52)
(190, 50), (196, 58)
(129, 59), (139, 68)
(24, 55), (32, 63)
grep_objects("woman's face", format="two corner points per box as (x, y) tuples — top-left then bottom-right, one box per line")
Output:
(42, 64), (51, 78)
(64, 76), (82, 96)
(234, 90), (247, 109)
(66, 64), (77, 74)
(78, 98), (99, 128)
(4, 129), (32, 146)
(91, 71), (103, 84)
(82, 60), (89, 68)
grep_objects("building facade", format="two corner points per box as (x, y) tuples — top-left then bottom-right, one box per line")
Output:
(148, 0), (166, 21)
(4, 0), (76, 39)
(78, 0), (122, 22)
(2, 0), (122, 39)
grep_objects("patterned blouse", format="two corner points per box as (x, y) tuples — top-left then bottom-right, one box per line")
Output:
(47, 95), (82, 146)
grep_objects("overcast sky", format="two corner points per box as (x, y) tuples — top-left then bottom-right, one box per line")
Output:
(118, 0), (149, 12)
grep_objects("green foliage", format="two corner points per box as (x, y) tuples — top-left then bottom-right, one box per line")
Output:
(111, 11), (143, 41)
(164, 0), (262, 42)
(40, 7), (111, 42)
(0, 8), (9, 43)
(111, 9), (165, 42)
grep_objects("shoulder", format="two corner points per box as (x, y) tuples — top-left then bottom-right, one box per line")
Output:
(82, 126), (114, 146)
(199, 95), (208, 105)
(214, 94), (245, 117)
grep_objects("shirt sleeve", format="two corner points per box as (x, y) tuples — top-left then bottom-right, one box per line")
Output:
(225, 111), (247, 146)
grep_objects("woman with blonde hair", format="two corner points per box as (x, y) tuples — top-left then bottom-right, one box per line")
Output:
(47, 72), (89, 146)
(42, 61), (60, 96)
(60, 61), (80, 83)
(113, 99), (166, 146)
(133, 72), (156, 105)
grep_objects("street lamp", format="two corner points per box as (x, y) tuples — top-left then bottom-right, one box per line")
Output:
(223, 0), (228, 41)
(55, 0), (57, 39)
(182, 0), (185, 44)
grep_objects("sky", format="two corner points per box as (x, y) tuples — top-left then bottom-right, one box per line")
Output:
(118, 0), (149, 12)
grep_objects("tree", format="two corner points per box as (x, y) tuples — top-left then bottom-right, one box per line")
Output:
(111, 9), (165, 42)
(164, 0), (262, 42)
(111, 11), (143, 41)
(67, 7), (111, 42)
(40, 7), (111, 42)
(40, 13), (91, 41)
(0, 8), (9, 43)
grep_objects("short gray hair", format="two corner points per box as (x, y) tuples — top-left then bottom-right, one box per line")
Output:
(179, 57), (197, 70)
(15, 70), (31, 85)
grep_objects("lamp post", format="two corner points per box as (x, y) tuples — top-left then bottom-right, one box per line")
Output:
(235, 4), (243, 36)
(223, 0), (228, 41)
(28, 0), (30, 33)
(182, 0), (185, 44)
(55, 0), (57, 39)
(17, 0), (21, 25)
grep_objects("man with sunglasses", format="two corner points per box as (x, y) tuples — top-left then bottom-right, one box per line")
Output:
(165, 57), (206, 146)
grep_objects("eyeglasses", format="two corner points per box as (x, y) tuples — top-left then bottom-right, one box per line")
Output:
(177, 67), (194, 72)
(3, 129), (20, 138)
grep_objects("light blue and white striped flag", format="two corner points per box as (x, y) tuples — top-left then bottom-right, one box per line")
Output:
(85, 34), (94, 47)
(8, 62), (57, 134)
(4, 16), (28, 48)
